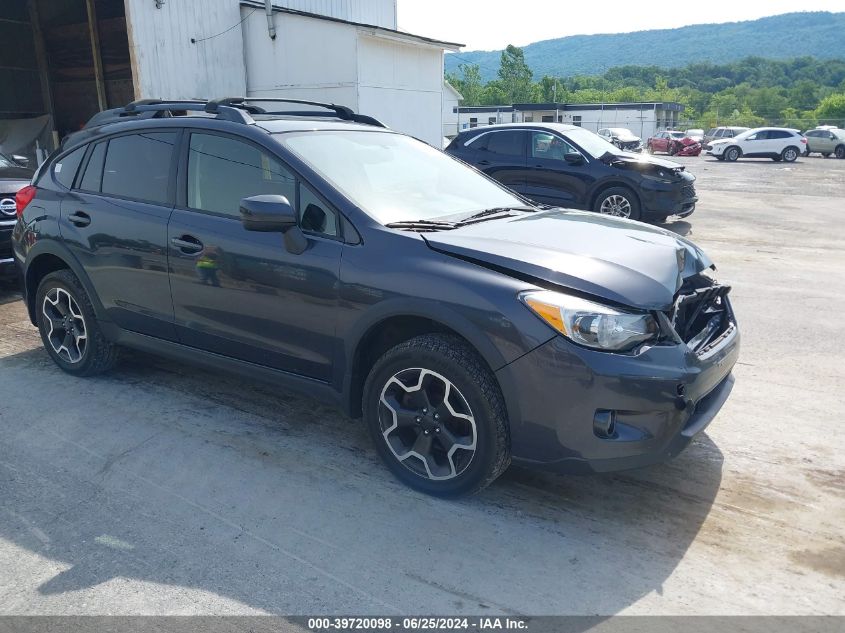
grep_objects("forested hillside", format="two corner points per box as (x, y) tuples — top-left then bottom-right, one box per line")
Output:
(445, 12), (845, 81)
(447, 52), (845, 128)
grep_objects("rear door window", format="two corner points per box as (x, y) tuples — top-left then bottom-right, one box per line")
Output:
(484, 131), (526, 157)
(101, 132), (177, 204)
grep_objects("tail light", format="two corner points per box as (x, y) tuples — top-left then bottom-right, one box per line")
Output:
(800, 138), (807, 144)
(15, 185), (36, 218)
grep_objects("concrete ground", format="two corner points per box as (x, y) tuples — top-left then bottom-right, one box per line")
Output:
(0, 154), (843, 615)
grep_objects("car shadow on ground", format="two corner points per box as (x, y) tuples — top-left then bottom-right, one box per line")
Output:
(0, 332), (724, 615)
(658, 219), (692, 236)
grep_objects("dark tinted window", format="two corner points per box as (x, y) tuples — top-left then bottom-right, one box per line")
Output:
(53, 146), (85, 189)
(484, 131), (525, 157)
(298, 184), (339, 237)
(79, 142), (106, 192)
(101, 132), (176, 203)
(188, 133), (296, 218)
(768, 130), (792, 139)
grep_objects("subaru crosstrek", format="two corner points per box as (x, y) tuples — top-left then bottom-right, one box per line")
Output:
(12, 98), (739, 496)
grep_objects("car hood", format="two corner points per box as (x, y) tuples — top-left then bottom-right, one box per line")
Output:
(615, 134), (641, 142)
(423, 210), (712, 310)
(601, 151), (686, 171)
(0, 165), (34, 194)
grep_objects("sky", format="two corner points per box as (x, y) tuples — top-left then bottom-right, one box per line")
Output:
(396, 0), (845, 51)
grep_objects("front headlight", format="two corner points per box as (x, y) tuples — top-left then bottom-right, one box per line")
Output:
(521, 290), (659, 351)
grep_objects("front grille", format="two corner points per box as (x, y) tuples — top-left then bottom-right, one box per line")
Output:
(682, 184), (696, 199)
(669, 276), (732, 354)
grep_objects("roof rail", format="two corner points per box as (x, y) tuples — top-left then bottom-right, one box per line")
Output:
(82, 97), (386, 131)
(208, 97), (387, 128)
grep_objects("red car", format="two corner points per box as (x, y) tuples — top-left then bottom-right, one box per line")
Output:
(647, 130), (702, 156)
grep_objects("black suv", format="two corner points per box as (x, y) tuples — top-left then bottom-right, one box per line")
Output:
(1, 152), (35, 279)
(446, 123), (698, 222)
(12, 98), (738, 496)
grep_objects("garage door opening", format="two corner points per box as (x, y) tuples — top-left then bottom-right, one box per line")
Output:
(0, 0), (134, 161)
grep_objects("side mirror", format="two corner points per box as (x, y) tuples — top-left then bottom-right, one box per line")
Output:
(12, 154), (29, 167)
(564, 152), (584, 165)
(240, 195), (296, 232)
(240, 194), (307, 254)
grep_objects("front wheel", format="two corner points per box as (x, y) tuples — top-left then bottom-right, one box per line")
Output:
(595, 187), (641, 220)
(835, 145), (845, 159)
(363, 334), (510, 496)
(782, 146), (799, 163)
(724, 146), (741, 162)
(35, 270), (119, 376)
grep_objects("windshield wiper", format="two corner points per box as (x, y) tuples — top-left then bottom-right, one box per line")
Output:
(455, 206), (535, 225)
(384, 219), (458, 232)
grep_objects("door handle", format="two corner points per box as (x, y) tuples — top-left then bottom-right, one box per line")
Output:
(68, 211), (91, 227)
(170, 235), (204, 254)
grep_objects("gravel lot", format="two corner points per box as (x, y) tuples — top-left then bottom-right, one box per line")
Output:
(0, 154), (843, 616)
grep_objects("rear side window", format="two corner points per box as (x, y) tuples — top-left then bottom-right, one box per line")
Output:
(768, 130), (792, 139)
(79, 142), (106, 192)
(187, 133), (296, 218)
(484, 131), (525, 157)
(101, 132), (176, 204)
(53, 147), (86, 189)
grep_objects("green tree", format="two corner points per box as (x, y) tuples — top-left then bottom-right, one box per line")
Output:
(497, 45), (534, 103)
(815, 93), (845, 124)
(446, 64), (483, 106)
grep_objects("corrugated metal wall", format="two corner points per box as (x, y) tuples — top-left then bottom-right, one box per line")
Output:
(124, 0), (246, 100)
(274, 0), (396, 29)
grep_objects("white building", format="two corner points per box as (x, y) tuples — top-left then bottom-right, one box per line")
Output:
(441, 81), (463, 139)
(4, 0), (462, 154)
(514, 102), (685, 139)
(455, 106), (520, 132)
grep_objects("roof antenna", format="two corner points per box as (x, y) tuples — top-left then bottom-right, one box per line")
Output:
(265, 0), (276, 40)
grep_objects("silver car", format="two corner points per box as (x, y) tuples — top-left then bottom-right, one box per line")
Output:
(804, 128), (845, 158)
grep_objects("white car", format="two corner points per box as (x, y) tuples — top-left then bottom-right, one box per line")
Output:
(707, 127), (807, 162)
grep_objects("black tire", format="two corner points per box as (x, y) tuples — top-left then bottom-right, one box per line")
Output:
(835, 145), (845, 159)
(781, 146), (799, 163)
(35, 270), (119, 376)
(724, 146), (741, 162)
(594, 186), (641, 221)
(822, 152), (831, 158)
(715, 155), (725, 161)
(363, 334), (510, 497)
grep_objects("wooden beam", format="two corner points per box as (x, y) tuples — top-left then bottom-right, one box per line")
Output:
(26, 0), (56, 142)
(85, 0), (108, 110)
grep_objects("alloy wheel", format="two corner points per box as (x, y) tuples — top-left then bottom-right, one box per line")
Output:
(378, 368), (477, 481)
(599, 194), (632, 218)
(42, 287), (87, 363)
(783, 148), (798, 162)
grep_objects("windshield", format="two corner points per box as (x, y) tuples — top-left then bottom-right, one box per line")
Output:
(279, 131), (526, 224)
(563, 128), (623, 157)
(668, 131), (686, 138)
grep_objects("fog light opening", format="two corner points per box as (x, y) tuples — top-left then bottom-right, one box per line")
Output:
(593, 409), (617, 439)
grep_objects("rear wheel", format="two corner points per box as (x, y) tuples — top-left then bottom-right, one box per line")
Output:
(35, 270), (119, 376)
(782, 146), (799, 163)
(363, 334), (510, 497)
(724, 146), (741, 162)
(835, 145), (845, 159)
(594, 187), (641, 220)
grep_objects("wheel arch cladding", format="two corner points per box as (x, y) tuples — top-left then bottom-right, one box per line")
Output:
(25, 252), (72, 325)
(344, 311), (508, 419)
